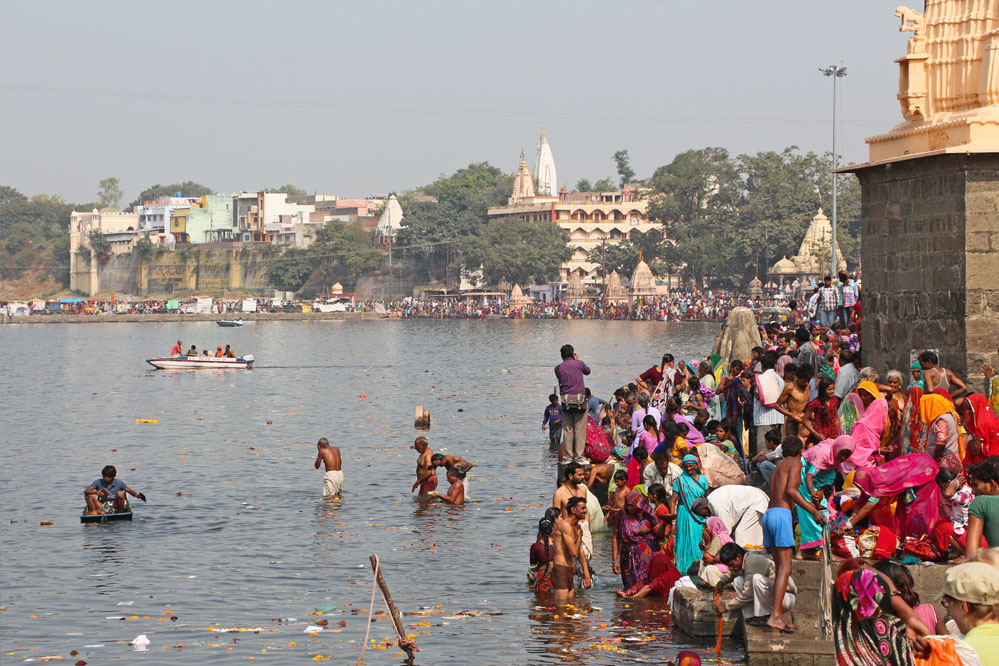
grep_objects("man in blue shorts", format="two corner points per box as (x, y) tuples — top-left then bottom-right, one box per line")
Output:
(762, 438), (826, 633)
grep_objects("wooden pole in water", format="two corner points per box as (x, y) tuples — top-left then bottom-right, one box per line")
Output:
(369, 554), (418, 659)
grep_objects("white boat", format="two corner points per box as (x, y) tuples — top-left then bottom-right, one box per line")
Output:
(146, 354), (254, 370)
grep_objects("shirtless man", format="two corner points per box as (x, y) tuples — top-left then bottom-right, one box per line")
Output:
(314, 438), (343, 498)
(430, 453), (473, 498)
(553, 462), (593, 561)
(551, 496), (591, 603)
(411, 437), (437, 496)
(762, 437), (827, 633)
(434, 467), (465, 505)
(775, 365), (814, 441)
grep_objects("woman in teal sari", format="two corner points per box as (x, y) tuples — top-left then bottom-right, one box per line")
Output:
(670, 454), (709, 574)
(797, 436), (856, 558)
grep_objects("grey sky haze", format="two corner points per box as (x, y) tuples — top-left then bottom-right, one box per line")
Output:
(1, 0), (909, 204)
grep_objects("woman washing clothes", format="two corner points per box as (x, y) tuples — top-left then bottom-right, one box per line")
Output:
(797, 436), (856, 559)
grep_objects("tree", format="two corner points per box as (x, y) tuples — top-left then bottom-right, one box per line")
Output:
(0, 185), (83, 285)
(461, 218), (570, 286)
(304, 221), (383, 292)
(575, 178), (592, 192)
(266, 247), (314, 291)
(593, 177), (616, 192)
(647, 147), (743, 286)
(88, 230), (113, 265)
(613, 149), (636, 187)
(263, 184), (307, 198)
(98, 177), (123, 210)
(130, 181), (213, 208)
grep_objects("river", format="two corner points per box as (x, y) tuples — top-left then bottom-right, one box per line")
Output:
(0, 319), (738, 665)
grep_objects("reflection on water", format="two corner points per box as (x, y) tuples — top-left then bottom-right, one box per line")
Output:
(0, 320), (740, 664)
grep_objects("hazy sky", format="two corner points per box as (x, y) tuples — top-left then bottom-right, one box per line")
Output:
(1, 0), (911, 204)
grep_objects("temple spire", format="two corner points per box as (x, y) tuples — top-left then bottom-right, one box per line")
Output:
(534, 128), (557, 196)
(510, 150), (535, 204)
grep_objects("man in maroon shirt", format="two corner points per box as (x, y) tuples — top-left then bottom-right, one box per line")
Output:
(555, 344), (590, 464)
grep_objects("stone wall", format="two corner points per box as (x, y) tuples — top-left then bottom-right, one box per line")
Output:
(853, 153), (999, 387)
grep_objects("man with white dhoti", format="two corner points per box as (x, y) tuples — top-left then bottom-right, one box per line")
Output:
(714, 544), (796, 622)
(691, 484), (768, 548)
(314, 438), (343, 497)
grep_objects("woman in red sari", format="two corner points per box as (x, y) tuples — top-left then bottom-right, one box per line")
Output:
(957, 392), (999, 471)
(845, 453), (940, 541)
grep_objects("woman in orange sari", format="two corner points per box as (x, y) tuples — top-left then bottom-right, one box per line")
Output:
(920, 389), (962, 473)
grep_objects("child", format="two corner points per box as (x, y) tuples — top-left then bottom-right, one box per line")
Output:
(627, 445), (650, 490)
(872, 560), (945, 634)
(542, 394), (562, 449)
(706, 419), (742, 463)
(934, 469), (976, 557)
(604, 469), (630, 525)
(528, 517), (555, 592)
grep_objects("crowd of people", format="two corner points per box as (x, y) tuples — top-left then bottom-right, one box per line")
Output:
(529, 296), (999, 664)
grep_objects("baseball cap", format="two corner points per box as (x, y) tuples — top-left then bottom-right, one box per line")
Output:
(935, 562), (999, 604)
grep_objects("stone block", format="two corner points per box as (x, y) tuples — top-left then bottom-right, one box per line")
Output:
(672, 586), (742, 638)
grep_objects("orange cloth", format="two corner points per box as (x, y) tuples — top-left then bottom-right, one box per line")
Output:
(856, 381), (881, 401)
(920, 393), (957, 426)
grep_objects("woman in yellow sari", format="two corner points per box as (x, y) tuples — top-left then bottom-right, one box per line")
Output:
(920, 389), (962, 473)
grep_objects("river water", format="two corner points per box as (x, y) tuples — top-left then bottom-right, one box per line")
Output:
(0, 319), (738, 665)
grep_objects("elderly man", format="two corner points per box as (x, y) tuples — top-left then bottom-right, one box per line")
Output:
(691, 483), (769, 548)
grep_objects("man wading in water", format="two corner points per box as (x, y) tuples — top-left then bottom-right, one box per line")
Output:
(411, 437), (438, 496)
(314, 438), (342, 498)
(554, 462), (593, 561)
(552, 496), (591, 604)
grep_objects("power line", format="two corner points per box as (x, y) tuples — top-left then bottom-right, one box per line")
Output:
(0, 82), (892, 128)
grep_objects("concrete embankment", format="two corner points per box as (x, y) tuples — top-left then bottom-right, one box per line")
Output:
(0, 311), (392, 325)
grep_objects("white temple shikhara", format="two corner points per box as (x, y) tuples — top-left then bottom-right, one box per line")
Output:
(534, 129), (558, 196)
(769, 209), (847, 280)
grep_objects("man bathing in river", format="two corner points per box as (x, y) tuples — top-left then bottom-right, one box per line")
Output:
(430, 453), (473, 498)
(433, 467), (466, 505)
(84, 465), (145, 515)
(552, 496), (591, 603)
(314, 438), (342, 498)
(411, 437), (438, 496)
(553, 462), (593, 561)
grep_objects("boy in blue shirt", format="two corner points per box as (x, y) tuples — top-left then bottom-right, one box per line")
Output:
(84, 465), (145, 515)
(542, 394), (563, 450)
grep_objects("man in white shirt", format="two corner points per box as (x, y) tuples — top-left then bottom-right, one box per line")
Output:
(643, 456), (681, 494)
(692, 485), (769, 548)
(752, 351), (785, 458)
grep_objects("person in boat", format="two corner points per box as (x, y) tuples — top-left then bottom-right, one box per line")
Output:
(84, 465), (145, 515)
(224, 345), (236, 358)
(170, 340), (182, 356)
(215, 345), (224, 357)
(186, 345), (198, 356)
(314, 438), (343, 498)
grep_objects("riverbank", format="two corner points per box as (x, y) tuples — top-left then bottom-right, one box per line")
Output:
(0, 311), (393, 324)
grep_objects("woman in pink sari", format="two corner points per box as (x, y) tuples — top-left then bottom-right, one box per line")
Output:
(847, 453), (940, 540)
(841, 382), (888, 473)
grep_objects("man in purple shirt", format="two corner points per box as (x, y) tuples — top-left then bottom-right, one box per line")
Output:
(555, 344), (591, 464)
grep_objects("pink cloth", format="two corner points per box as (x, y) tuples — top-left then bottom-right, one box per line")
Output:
(804, 435), (856, 470)
(852, 453), (940, 540)
(913, 603), (938, 632)
(845, 397), (888, 469)
(776, 355), (792, 377)
(706, 516), (733, 545)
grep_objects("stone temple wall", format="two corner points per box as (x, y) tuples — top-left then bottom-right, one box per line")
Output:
(854, 153), (998, 388)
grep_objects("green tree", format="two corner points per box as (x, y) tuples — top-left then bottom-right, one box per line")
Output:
(575, 178), (592, 192)
(0, 185), (83, 285)
(647, 147), (743, 286)
(130, 181), (213, 208)
(263, 184), (307, 198)
(613, 149), (636, 187)
(461, 218), (570, 287)
(305, 221), (383, 292)
(592, 177), (616, 192)
(88, 230), (113, 265)
(266, 247), (314, 291)
(98, 177), (123, 210)
(135, 233), (154, 260)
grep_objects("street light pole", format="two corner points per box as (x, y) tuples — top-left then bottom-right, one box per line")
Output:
(820, 65), (847, 278)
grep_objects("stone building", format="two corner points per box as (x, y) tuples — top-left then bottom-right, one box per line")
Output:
(844, 0), (999, 383)
(69, 209), (140, 295)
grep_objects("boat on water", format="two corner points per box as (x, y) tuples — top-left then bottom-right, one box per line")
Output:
(81, 510), (133, 524)
(146, 354), (254, 370)
(216, 319), (243, 327)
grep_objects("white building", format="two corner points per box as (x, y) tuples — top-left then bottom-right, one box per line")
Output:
(534, 129), (557, 196)
(375, 194), (404, 243)
(136, 196), (200, 245)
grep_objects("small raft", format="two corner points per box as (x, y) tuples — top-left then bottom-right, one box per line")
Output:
(80, 510), (133, 524)
(146, 354), (254, 370)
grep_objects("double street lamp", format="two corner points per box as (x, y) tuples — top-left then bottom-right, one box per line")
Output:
(819, 65), (847, 279)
